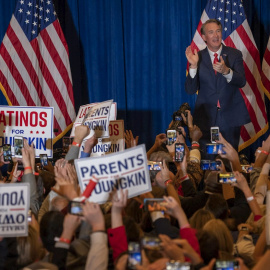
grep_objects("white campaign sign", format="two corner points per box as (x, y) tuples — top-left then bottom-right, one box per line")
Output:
(71, 101), (117, 138)
(75, 144), (151, 204)
(0, 183), (30, 237)
(0, 106), (54, 157)
(81, 120), (125, 157)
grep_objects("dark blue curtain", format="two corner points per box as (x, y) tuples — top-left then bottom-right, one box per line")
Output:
(0, 0), (269, 159)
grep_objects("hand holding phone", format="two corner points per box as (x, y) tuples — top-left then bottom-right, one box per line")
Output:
(167, 130), (176, 146)
(128, 242), (141, 269)
(40, 154), (48, 168)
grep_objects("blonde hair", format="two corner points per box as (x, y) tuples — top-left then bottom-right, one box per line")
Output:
(203, 219), (234, 257)
(189, 209), (215, 230)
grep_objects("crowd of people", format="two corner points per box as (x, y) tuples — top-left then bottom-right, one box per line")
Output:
(0, 108), (270, 270)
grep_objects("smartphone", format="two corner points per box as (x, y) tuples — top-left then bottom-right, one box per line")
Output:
(144, 198), (168, 212)
(3, 144), (12, 162)
(68, 201), (84, 216)
(218, 173), (237, 184)
(147, 161), (162, 171)
(127, 242), (141, 269)
(39, 154), (48, 168)
(241, 165), (253, 173)
(201, 160), (221, 171)
(206, 143), (225, 154)
(14, 136), (24, 158)
(211, 127), (219, 143)
(167, 130), (176, 146)
(214, 260), (239, 270)
(166, 262), (191, 270)
(175, 143), (185, 162)
(141, 236), (161, 250)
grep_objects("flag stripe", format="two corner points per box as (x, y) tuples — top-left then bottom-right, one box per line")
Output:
(31, 38), (73, 128)
(0, 68), (20, 105)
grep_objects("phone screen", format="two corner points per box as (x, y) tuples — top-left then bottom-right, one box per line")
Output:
(215, 260), (239, 270)
(201, 160), (221, 171)
(3, 144), (12, 162)
(143, 198), (168, 212)
(167, 130), (176, 146)
(206, 143), (225, 154)
(218, 173), (237, 184)
(40, 154), (48, 167)
(175, 143), (185, 162)
(14, 137), (23, 157)
(128, 242), (141, 269)
(69, 201), (84, 216)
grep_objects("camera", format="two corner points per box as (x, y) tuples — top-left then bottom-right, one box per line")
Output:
(170, 102), (191, 130)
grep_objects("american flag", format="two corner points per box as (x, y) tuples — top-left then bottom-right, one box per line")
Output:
(0, 0), (76, 143)
(262, 37), (270, 100)
(189, 0), (268, 151)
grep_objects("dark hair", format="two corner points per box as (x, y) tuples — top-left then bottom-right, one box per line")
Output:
(197, 230), (219, 264)
(201, 19), (222, 35)
(40, 211), (64, 252)
(205, 194), (229, 220)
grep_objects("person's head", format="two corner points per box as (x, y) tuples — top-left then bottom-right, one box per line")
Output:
(204, 171), (223, 194)
(40, 211), (64, 252)
(201, 19), (222, 52)
(203, 219), (234, 257)
(50, 196), (69, 212)
(197, 230), (219, 264)
(189, 209), (215, 230)
(204, 193), (229, 220)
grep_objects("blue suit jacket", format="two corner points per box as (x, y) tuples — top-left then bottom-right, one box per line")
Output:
(185, 45), (250, 133)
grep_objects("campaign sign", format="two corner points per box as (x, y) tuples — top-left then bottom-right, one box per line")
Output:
(0, 106), (54, 157)
(82, 120), (125, 157)
(0, 183), (30, 237)
(75, 144), (151, 204)
(71, 101), (117, 138)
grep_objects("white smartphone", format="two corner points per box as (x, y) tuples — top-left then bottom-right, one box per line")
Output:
(210, 127), (219, 143)
(14, 136), (24, 158)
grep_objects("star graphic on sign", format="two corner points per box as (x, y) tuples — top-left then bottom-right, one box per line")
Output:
(42, 131), (45, 134)
(30, 131), (33, 134)
(3, 130), (5, 133)
(36, 131), (39, 134)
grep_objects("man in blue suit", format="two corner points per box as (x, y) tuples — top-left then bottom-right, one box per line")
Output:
(185, 19), (250, 152)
